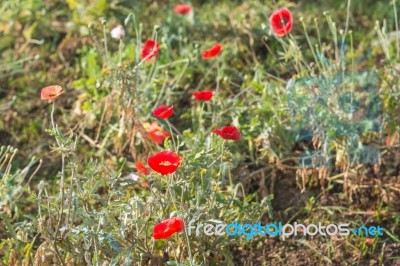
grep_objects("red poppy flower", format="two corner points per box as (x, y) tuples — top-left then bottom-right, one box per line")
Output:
(192, 90), (214, 101)
(141, 39), (159, 61)
(143, 121), (160, 132)
(174, 4), (192, 14)
(153, 105), (174, 119)
(41, 85), (63, 101)
(212, 126), (241, 140)
(269, 8), (293, 37)
(147, 151), (182, 175)
(143, 121), (170, 144)
(153, 217), (184, 240)
(136, 162), (149, 176)
(201, 43), (222, 59)
(149, 130), (170, 144)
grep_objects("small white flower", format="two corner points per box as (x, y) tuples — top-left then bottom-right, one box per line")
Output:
(122, 173), (139, 182)
(111, 25), (125, 39)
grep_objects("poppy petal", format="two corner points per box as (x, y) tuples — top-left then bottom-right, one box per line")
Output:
(141, 39), (159, 61)
(149, 129), (170, 144)
(212, 126), (241, 140)
(41, 85), (63, 101)
(153, 217), (184, 239)
(143, 121), (170, 144)
(136, 162), (149, 176)
(269, 8), (293, 37)
(147, 151), (182, 175)
(153, 105), (174, 119)
(192, 91), (214, 101)
(202, 44), (222, 59)
(174, 4), (192, 14)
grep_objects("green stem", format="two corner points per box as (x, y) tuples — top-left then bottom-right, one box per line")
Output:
(167, 120), (177, 151)
(198, 103), (205, 131)
(394, 0), (400, 58)
(50, 101), (67, 266)
(103, 23), (110, 64)
(167, 174), (193, 265)
(218, 140), (225, 182)
(118, 39), (123, 65)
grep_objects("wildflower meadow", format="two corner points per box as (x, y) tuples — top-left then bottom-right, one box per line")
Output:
(0, 0), (399, 265)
